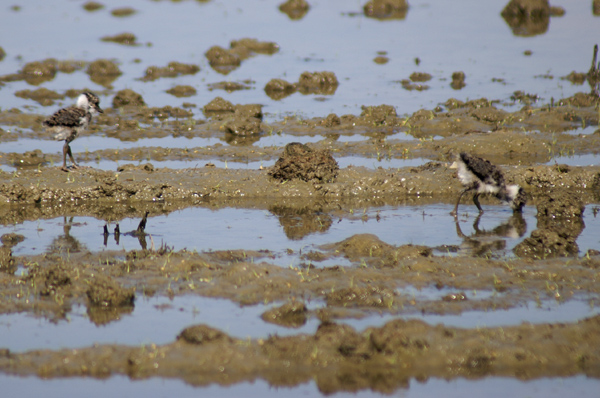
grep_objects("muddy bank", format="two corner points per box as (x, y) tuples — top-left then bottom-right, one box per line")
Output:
(0, 315), (599, 393)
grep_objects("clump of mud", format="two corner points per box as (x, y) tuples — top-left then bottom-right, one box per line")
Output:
(0, 47), (6, 61)
(207, 80), (253, 92)
(268, 142), (339, 183)
(8, 149), (47, 168)
(297, 71), (339, 95)
(360, 104), (398, 125)
(20, 59), (57, 85)
(321, 233), (432, 268)
(514, 186), (584, 258)
(205, 38), (279, 74)
(261, 300), (308, 327)
(451, 71), (466, 89)
(87, 275), (135, 307)
(202, 97), (263, 136)
(177, 324), (234, 345)
(166, 85), (197, 98)
(82, 2), (103, 12)
(264, 78), (297, 100)
(364, 0), (409, 20)
(270, 204), (333, 239)
(111, 7), (136, 17)
(501, 0), (552, 36)
(14, 88), (64, 106)
(279, 0), (310, 20)
(141, 62), (200, 81)
(87, 59), (122, 88)
(101, 32), (138, 46)
(112, 89), (146, 108)
(326, 285), (396, 308)
(86, 275), (135, 325)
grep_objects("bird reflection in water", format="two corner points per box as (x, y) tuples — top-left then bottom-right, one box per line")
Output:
(103, 211), (152, 250)
(49, 216), (86, 255)
(453, 213), (527, 257)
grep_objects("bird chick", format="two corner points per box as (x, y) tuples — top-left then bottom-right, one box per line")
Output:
(450, 152), (526, 216)
(43, 92), (103, 172)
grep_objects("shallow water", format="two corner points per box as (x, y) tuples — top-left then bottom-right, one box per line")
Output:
(1, 373), (599, 398)
(1, 0), (597, 123)
(1, 0), (599, 396)
(1, 291), (597, 353)
(0, 204), (549, 261)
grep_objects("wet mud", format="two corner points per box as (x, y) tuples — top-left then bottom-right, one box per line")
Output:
(1, 22), (600, 396)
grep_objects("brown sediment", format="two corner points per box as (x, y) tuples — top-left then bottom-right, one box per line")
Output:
(0, 89), (600, 392)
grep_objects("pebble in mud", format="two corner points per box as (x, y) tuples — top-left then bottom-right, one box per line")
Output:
(268, 142), (339, 183)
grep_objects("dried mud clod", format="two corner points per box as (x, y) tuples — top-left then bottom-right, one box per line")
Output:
(326, 286), (396, 308)
(279, 0), (310, 20)
(363, 0), (409, 20)
(261, 300), (308, 328)
(177, 324), (234, 345)
(268, 142), (339, 183)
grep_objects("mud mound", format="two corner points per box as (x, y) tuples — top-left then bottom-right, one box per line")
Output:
(514, 189), (584, 258)
(268, 142), (339, 183)
(321, 234), (432, 267)
(364, 0), (409, 20)
(264, 78), (296, 100)
(261, 300), (307, 328)
(326, 286), (396, 308)
(141, 62), (200, 81)
(86, 276), (135, 307)
(501, 0), (550, 36)
(279, 0), (310, 20)
(177, 325), (234, 345)
(87, 59), (122, 88)
(297, 71), (338, 95)
(112, 89), (146, 108)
